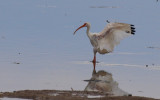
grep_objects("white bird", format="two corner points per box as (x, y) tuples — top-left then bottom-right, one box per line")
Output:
(74, 21), (135, 66)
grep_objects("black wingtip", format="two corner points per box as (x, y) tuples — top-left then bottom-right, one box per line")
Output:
(132, 30), (135, 32)
(131, 32), (135, 35)
(131, 27), (135, 30)
(130, 24), (135, 35)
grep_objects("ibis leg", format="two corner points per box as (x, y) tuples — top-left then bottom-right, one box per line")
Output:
(93, 60), (96, 72)
(92, 55), (96, 63)
(92, 50), (97, 70)
(92, 54), (96, 70)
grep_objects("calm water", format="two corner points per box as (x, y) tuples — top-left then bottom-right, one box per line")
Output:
(0, 0), (160, 99)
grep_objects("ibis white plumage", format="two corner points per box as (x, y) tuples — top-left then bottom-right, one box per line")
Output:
(74, 22), (135, 66)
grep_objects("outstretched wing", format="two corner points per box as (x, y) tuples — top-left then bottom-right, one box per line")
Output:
(99, 22), (135, 45)
(97, 22), (135, 52)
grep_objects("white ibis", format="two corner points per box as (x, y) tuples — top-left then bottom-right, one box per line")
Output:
(74, 21), (135, 65)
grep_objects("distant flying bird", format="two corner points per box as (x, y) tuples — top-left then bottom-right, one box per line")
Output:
(74, 21), (135, 65)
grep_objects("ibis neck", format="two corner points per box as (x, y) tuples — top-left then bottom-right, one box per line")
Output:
(86, 25), (91, 38)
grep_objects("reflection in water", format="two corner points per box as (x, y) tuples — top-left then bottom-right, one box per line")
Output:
(84, 63), (131, 96)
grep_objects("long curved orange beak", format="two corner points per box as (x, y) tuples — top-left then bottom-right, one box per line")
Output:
(73, 23), (86, 35)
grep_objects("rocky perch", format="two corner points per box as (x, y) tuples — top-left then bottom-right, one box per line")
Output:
(0, 90), (156, 100)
